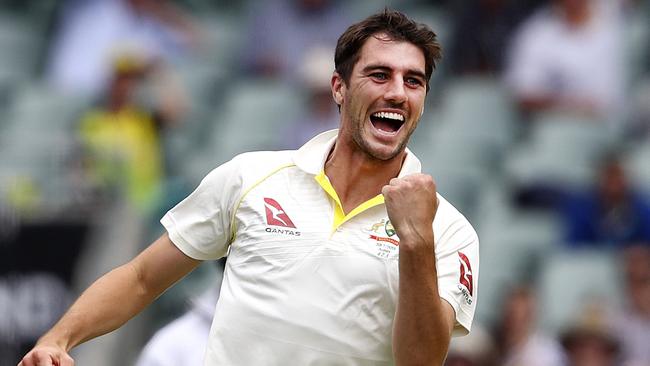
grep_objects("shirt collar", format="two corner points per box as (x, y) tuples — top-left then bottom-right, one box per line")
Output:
(293, 129), (422, 177)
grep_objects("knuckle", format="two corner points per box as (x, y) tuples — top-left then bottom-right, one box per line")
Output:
(422, 175), (436, 189)
(421, 174), (433, 183)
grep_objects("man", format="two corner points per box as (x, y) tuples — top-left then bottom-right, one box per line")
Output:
(504, 0), (624, 121)
(19, 9), (479, 366)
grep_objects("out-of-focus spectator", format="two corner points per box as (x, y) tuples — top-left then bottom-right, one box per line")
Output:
(561, 155), (650, 248)
(135, 268), (223, 366)
(494, 286), (566, 366)
(612, 245), (650, 366)
(447, 0), (544, 76)
(46, 0), (199, 97)
(560, 302), (620, 366)
(78, 55), (186, 213)
(445, 324), (498, 366)
(241, 0), (350, 82)
(135, 288), (216, 366)
(283, 46), (339, 149)
(504, 0), (625, 122)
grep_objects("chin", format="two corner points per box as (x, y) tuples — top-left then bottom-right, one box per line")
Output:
(366, 144), (404, 161)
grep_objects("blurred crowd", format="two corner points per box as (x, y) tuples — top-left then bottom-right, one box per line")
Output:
(0, 0), (649, 365)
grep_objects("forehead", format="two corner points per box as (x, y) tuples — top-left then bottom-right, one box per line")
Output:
(354, 34), (426, 74)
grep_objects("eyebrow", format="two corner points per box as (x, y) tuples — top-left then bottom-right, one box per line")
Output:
(362, 64), (426, 81)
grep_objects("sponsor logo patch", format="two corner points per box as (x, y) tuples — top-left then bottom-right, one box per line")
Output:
(264, 197), (296, 228)
(458, 252), (474, 304)
(263, 198), (300, 236)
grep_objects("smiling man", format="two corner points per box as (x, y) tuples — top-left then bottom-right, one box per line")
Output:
(19, 9), (479, 366)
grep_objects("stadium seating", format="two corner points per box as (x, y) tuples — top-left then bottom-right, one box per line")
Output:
(179, 78), (303, 183)
(422, 76), (518, 170)
(625, 143), (650, 194)
(623, 9), (650, 87)
(505, 112), (620, 190)
(0, 82), (89, 212)
(476, 208), (562, 325)
(1, 2), (648, 364)
(537, 249), (622, 334)
(0, 14), (43, 88)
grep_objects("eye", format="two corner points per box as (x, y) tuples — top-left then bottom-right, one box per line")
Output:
(370, 72), (388, 81)
(405, 77), (423, 87)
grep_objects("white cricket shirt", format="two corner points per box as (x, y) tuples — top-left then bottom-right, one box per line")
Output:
(161, 130), (480, 365)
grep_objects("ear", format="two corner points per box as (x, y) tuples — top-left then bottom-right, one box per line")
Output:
(331, 72), (345, 106)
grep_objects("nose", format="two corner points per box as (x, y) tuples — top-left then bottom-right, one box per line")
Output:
(383, 77), (408, 104)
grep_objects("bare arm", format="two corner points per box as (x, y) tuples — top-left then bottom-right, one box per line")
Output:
(18, 233), (202, 366)
(383, 174), (455, 366)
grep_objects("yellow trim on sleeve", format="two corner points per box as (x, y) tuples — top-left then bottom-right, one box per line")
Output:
(314, 170), (384, 232)
(230, 163), (296, 242)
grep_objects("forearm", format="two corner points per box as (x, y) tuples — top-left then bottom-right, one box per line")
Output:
(38, 263), (159, 350)
(393, 235), (453, 366)
(36, 234), (200, 351)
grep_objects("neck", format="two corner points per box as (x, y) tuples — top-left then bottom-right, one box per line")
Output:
(561, 3), (592, 28)
(324, 139), (405, 214)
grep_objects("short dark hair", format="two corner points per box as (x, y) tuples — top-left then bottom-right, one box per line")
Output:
(334, 9), (442, 92)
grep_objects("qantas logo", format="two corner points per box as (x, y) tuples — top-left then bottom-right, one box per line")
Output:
(263, 198), (296, 228)
(458, 252), (474, 299)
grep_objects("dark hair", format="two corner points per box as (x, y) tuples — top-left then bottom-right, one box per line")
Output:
(334, 9), (442, 92)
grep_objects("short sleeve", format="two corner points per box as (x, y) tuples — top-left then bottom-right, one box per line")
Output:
(161, 158), (242, 260)
(434, 199), (480, 336)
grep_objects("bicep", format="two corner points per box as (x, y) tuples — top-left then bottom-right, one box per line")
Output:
(130, 233), (203, 296)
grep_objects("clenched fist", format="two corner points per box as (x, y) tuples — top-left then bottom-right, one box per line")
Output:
(18, 344), (74, 366)
(381, 174), (439, 247)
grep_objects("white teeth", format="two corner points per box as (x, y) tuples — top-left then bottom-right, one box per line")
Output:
(372, 111), (404, 121)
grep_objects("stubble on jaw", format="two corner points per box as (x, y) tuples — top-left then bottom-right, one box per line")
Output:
(343, 96), (417, 162)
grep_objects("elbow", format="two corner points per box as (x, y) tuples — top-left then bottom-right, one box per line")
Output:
(395, 354), (447, 366)
(394, 340), (451, 366)
(125, 261), (151, 299)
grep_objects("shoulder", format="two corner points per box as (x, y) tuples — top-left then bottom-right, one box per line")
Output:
(521, 7), (557, 31)
(435, 194), (479, 245)
(229, 150), (296, 173)
(228, 150), (297, 189)
(513, 7), (559, 44)
(199, 150), (297, 192)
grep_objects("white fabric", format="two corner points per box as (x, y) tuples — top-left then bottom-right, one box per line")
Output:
(504, 2), (625, 121)
(502, 332), (567, 366)
(135, 289), (219, 366)
(161, 130), (480, 365)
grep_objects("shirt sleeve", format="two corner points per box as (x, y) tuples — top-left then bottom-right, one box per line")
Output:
(434, 199), (480, 336)
(161, 158), (242, 260)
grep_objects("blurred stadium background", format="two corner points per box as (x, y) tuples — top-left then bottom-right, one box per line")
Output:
(1, 0), (649, 365)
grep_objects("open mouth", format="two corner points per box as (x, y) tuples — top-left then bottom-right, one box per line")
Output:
(370, 111), (405, 134)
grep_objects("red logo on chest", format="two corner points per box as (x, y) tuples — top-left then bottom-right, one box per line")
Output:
(263, 198), (296, 228)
